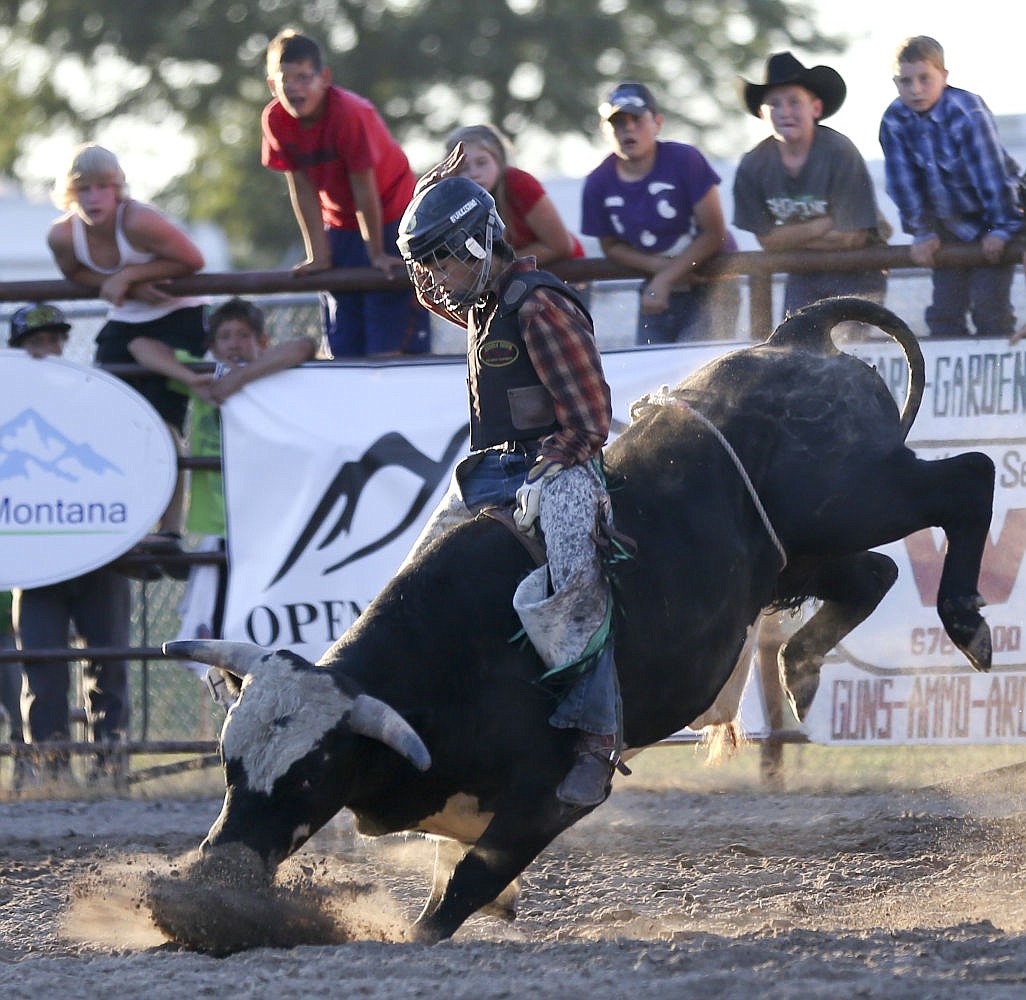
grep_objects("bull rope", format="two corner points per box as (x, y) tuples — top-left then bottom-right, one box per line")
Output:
(630, 386), (788, 569)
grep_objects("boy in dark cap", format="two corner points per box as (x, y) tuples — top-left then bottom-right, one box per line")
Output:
(7, 302), (71, 356)
(581, 82), (739, 343)
(733, 52), (888, 321)
(6, 303), (131, 788)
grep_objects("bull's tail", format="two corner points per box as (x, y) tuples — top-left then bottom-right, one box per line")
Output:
(767, 297), (925, 439)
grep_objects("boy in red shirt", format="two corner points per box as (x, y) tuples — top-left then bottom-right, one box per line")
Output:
(262, 29), (430, 357)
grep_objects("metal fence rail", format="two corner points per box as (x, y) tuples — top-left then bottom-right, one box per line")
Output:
(1, 243), (1022, 787)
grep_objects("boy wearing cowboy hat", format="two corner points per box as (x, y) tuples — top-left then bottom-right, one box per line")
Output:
(733, 52), (888, 321)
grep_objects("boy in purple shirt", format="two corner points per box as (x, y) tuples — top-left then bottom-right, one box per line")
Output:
(581, 83), (739, 344)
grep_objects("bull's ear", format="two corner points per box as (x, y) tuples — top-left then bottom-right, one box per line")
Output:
(162, 640), (299, 682)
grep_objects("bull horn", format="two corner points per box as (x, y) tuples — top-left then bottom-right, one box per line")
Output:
(162, 639), (281, 681)
(348, 694), (432, 772)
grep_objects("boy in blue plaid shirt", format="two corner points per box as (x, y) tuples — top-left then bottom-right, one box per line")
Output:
(879, 35), (1023, 337)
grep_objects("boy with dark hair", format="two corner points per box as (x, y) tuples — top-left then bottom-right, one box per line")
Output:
(582, 82), (739, 343)
(262, 28), (430, 357)
(171, 297), (317, 695)
(880, 35), (1023, 337)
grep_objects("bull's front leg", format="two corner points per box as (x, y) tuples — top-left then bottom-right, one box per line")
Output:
(418, 838), (521, 926)
(410, 802), (576, 943)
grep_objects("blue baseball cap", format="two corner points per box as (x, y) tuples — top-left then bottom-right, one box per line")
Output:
(599, 82), (659, 121)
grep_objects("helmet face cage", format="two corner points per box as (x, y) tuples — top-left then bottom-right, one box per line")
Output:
(406, 219), (496, 316)
(398, 178), (504, 317)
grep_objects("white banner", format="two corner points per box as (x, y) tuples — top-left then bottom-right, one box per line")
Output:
(803, 662), (1026, 745)
(802, 337), (1026, 744)
(221, 337), (1026, 746)
(220, 345), (729, 660)
(0, 349), (176, 588)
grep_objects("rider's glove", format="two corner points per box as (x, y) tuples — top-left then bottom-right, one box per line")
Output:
(514, 458), (565, 533)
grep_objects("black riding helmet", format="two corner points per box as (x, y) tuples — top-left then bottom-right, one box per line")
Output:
(397, 176), (506, 313)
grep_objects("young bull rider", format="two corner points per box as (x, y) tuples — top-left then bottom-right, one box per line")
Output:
(396, 152), (624, 808)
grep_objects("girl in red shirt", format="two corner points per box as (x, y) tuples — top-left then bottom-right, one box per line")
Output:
(445, 124), (585, 267)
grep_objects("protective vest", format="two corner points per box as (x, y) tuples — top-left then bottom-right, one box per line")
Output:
(468, 270), (591, 451)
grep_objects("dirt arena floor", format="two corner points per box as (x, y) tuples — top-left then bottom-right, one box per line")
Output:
(2, 742), (1026, 998)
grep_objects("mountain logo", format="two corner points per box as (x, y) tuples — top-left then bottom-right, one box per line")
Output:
(1, 350), (177, 589)
(0, 407), (124, 484)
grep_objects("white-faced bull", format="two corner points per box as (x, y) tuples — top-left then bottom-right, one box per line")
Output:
(163, 297), (993, 945)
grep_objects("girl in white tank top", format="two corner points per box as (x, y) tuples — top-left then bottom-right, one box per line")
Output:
(70, 202), (205, 323)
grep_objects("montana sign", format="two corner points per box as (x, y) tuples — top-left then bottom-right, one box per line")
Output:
(0, 349), (176, 588)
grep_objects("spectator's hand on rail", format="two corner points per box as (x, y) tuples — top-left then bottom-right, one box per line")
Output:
(293, 254), (333, 275)
(206, 367), (251, 405)
(99, 271), (135, 306)
(130, 281), (176, 305)
(370, 251), (405, 278)
(981, 234), (1007, 265)
(185, 373), (218, 405)
(641, 276), (671, 314)
(910, 236), (941, 269)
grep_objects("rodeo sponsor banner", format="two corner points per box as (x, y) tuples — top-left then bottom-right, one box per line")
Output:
(0, 348), (177, 588)
(221, 337), (1026, 746)
(801, 336), (1026, 745)
(220, 344), (735, 664)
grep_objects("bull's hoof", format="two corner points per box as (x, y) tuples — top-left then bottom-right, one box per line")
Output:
(779, 668), (820, 722)
(778, 641), (822, 722)
(940, 597), (992, 673)
(406, 918), (449, 945)
(480, 878), (520, 922)
(955, 618), (992, 673)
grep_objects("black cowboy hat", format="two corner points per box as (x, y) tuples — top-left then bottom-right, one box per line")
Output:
(737, 51), (847, 120)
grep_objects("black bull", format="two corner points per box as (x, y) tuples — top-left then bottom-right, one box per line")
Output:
(164, 297), (994, 945)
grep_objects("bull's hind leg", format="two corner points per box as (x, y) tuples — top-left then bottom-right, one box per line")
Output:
(928, 452), (994, 675)
(778, 551), (898, 721)
(781, 449), (994, 715)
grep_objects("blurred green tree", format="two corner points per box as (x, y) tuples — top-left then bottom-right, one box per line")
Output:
(0, 0), (841, 267)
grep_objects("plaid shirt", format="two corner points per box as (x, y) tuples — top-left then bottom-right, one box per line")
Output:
(879, 86), (1023, 243)
(490, 258), (611, 466)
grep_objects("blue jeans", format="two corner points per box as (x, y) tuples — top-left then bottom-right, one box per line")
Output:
(0, 633), (22, 743)
(16, 568), (131, 743)
(784, 268), (888, 319)
(549, 642), (620, 735)
(456, 450), (533, 510)
(637, 278), (741, 345)
(927, 261), (1016, 338)
(323, 220), (432, 357)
